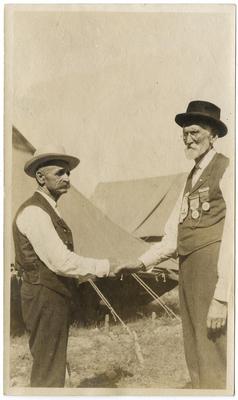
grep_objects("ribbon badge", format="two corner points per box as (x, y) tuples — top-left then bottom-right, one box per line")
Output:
(189, 194), (200, 220)
(199, 187), (210, 211)
(179, 192), (189, 223)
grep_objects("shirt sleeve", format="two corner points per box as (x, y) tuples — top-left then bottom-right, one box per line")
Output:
(213, 165), (234, 302)
(16, 206), (110, 279)
(138, 186), (185, 267)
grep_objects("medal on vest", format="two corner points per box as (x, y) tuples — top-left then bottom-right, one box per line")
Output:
(199, 187), (210, 211)
(190, 195), (200, 220)
(202, 201), (210, 211)
(179, 192), (189, 223)
(191, 210), (199, 219)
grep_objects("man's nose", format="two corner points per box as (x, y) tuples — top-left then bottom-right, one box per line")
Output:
(63, 173), (70, 182)
(186, 133), (194, 144)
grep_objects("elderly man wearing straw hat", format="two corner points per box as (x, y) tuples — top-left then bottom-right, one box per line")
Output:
(128, 101), (233, 389)
(12, 145), (124, 387)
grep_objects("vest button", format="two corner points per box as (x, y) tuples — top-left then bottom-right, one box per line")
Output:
(63, 228), (67, 232)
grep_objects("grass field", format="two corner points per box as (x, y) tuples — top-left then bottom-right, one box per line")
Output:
(10, 288), (190, 389)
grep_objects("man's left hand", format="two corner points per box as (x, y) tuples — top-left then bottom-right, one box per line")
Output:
(207, 298), (227, 331)
(111, 261), (144, 277)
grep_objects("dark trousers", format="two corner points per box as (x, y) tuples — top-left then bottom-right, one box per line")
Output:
(179, 243), (227, 389)
(21, 282), (71, 387)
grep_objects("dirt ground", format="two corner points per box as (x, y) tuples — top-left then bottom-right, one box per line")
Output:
(9, 288), (190, 389)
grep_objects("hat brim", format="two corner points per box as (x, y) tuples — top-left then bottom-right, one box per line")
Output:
(24, 153), (80, 177)
(175, 112), (227, 138)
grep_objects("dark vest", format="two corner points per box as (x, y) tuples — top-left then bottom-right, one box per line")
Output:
(13, 192), (76, 298)
(177, 153), (229, 256)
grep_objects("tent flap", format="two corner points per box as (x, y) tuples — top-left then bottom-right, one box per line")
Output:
(91, 173), (187, 238)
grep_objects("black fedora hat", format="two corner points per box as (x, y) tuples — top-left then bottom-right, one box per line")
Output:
(175, 100), (227, 137)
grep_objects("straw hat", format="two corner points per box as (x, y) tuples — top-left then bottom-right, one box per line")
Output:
(24, 144), (80, 177)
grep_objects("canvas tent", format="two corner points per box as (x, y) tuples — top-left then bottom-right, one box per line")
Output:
(91, 173), (187, 240)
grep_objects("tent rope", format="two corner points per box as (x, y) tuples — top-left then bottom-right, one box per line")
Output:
(132, 273), (174, 318)
(132, 273), (181, 321)
(89, 279), (145, 367)
(89, 279), (132, 335)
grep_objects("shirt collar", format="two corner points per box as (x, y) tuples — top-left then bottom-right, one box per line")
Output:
(195, 148), (216, 171)
(36, 189), (58, 211)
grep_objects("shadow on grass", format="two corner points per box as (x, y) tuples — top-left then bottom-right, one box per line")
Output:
(77, 367), (133, 388)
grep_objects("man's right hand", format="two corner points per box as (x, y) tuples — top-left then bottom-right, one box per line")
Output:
(109, 261), (145, 278)
(207, 298), (227, 331)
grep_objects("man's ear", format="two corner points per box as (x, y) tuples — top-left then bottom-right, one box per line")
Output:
(35, 170), (45, 186)
(210, 134), (218, 145)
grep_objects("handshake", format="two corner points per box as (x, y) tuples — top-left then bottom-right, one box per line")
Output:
(107, 259), (178, 282)
(108, 260), (147, 278)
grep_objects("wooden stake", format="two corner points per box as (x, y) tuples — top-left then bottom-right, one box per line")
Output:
(133, 331), (144, 367)
(104, 314), (109, 332)
(66, 361), (72, 387)
(152, 311), (156, 327)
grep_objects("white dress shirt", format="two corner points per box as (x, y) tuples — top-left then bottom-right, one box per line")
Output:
(139, 149), (233, 302)
(16, 190), (110, 280)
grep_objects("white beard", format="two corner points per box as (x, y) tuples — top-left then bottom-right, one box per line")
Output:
(184, 147), (200, 160)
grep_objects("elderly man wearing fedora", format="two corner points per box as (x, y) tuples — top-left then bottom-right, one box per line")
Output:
(13, 145), (125, 387)
(127, 100), (232, 389)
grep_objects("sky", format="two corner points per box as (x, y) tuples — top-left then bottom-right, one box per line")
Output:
(8, 4), (235, 196)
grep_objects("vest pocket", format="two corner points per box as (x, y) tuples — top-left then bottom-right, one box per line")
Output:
(23, 269), (40, 284)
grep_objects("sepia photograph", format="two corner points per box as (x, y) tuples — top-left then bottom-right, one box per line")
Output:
(4, 3), (235, 396)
